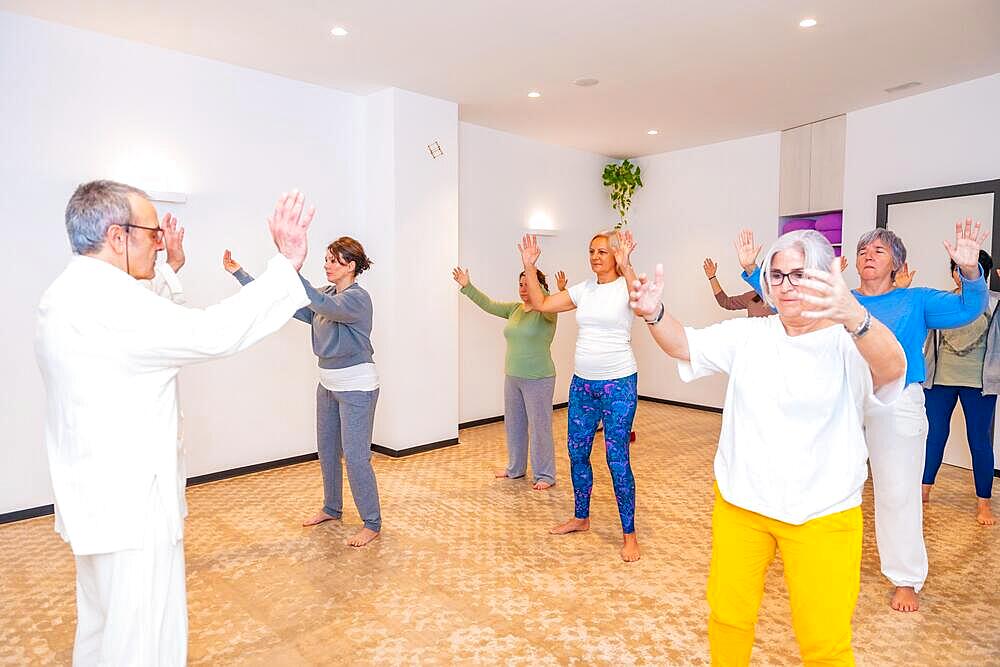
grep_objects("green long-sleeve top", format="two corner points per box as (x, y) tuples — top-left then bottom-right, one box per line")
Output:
(460, 282), (557, 379)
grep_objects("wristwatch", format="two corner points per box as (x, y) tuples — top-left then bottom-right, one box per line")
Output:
(849, 309), (872, 338)
(645, 302), (665, 325)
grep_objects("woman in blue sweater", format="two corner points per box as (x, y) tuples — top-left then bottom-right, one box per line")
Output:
(224, 237), (382, 547)
(737, 220), (989, 612)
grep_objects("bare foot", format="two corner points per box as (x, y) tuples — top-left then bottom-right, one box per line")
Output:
(922, 484), (932, 503)
(550, 517), (590, 534)
(532, 480), (554, 490)
(621, 533), (641, 562)
(976, 498), (996, 526)
(346, 527), (380, 547)
(494, 468), (509, 478)
(302, 510), (339, 527)
(890, 586), (919, 612)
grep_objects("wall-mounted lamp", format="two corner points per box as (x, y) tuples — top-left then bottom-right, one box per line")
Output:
(147, 191), (188, 204)
(526, 211), (558, 236)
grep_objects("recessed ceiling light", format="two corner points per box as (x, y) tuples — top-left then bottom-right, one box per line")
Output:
(647, 129), (659, 135)
(573, 77), (600, 87)
(799, 18), (817, 28)
(330, 26), (349, 37)
(527, 91), (541, 98)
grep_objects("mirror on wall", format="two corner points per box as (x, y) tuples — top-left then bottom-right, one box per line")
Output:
(875, 179), (1000, 475)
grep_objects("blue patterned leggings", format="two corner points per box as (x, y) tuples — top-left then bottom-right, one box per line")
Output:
(567, 373), (639, 533)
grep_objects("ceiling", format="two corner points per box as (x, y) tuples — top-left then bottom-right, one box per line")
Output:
(4, 0), (1000, 157)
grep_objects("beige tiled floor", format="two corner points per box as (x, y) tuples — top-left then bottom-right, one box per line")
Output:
(1, 402), (998, 665)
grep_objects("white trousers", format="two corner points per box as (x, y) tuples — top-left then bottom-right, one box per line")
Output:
(73, 488), (187, 666)
(864, 383), (929, 591)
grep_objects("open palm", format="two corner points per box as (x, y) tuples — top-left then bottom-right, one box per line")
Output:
(630, 264), (665, 319)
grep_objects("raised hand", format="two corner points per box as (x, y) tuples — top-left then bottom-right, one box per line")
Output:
(162, 212), (186, 272)
(556, 270), (568, 291)
(518, 234), (541, 268)
(798, 257), (867, 328)
(734, 229), (763, 273)
(222, 249), (241, 274)
(613, 229), (637, 269)
(703, 258), (717, 279)
(839, 255), (849, 273)
(943, 218), (990, 279)
(629, 264), (665, 320)
(893, 262), (916, 288)
(452, 266), (470, 287)
(268, 190), (315, 271)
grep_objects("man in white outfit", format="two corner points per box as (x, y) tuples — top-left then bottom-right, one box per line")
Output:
(35, 180), (315, 665)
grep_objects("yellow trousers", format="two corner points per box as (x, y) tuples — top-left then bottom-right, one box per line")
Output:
(707, 486), (862, 667)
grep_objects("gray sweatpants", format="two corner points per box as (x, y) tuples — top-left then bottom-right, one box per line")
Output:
(317, 384), (381, 532)
(503, 375), (556, 485)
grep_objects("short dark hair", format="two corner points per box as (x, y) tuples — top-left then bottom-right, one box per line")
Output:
(519, 269), (549, 291)
(326, 237), (372, 276)
(950, 250), (992, 278)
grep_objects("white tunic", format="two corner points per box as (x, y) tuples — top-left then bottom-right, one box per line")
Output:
(678, 316), (904, 525)
(35, 254), (308, 555)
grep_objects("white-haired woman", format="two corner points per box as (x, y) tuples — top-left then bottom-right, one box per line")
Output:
(632, 230), (906, 665)
(739, 220), (989, 612)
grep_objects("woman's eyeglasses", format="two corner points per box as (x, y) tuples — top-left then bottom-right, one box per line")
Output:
(767, 269), (806, 287)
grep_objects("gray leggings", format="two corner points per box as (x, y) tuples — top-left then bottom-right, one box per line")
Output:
(316, 384), (381, 532)
(504, 375), (556, 484)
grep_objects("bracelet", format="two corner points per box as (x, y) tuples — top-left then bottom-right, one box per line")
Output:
(645, 302), (665, 325)
(848, 309), (872, 338)
(707, 275), (717, 280)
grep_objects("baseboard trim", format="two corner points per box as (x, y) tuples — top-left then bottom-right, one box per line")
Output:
(186, 452), (319, 487)
(371, 438), (460, 458)
(0, 504), (55, 525)
(637, 395), (724, 414)
(459, 402), (569, 430)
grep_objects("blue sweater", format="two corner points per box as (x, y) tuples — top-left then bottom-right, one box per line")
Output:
(743, 266), (988, 385)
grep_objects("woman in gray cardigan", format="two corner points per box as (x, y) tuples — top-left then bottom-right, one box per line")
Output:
(224, 237), (382, 547)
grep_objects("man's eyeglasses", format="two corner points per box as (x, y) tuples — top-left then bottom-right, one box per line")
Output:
(767, 269), (806, 287)
(120, 223), (163, 242)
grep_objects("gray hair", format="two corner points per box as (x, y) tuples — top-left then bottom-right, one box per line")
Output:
(65, 180), (148, 254)
(760, 230), (835, 308)
(856, 228), (907, 276)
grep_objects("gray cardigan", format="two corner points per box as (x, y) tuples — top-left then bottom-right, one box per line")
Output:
(232, 269), (374, 369)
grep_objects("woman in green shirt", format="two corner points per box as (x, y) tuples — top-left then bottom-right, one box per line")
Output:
(453, 266), (566, 489)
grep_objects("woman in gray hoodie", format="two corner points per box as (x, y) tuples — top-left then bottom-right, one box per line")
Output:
(224, 237), (382, 546)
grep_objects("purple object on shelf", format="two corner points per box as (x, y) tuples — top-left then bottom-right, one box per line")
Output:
(782, 218), (816, 233)
(814, 212), (843, 231)
(821, 229), (843, 244)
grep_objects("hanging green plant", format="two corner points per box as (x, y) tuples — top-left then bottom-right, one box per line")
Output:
(602, 159), (643, 228)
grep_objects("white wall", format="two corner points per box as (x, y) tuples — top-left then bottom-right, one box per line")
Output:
(842, 73), (1000, 250)
(0, 11), (363, 514)
(629, 133), (781, 408)
(363, 89), (460, 450)
(457, 123), (610, 422)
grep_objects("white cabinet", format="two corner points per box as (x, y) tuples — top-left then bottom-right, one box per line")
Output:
(779, 115), (846, 216)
